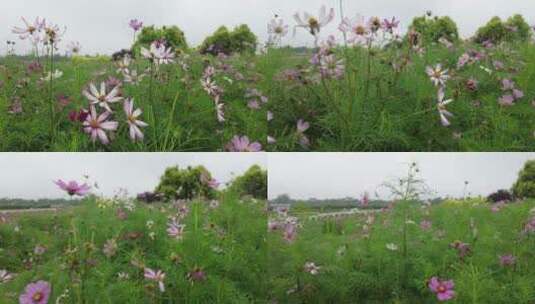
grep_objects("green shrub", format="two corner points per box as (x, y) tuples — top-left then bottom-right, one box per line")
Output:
(513, 160), (535, 199)
(200, 24), (257, 55)
(408, 15), (459, 44)
(228, 165), (267, 199)
(155, 165), (217, 200)
(133, 25), (188, 53)
(474, 15), (532, 43)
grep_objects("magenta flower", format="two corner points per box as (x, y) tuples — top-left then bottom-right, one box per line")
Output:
(129, 19), (143, 32)
(144, 268), (165, 292)
(428, 277), (455, 301)
(226, 136), (262, 152)
(188, 267), (207, 282)
(124, 98), (148, 142)
(19, 280), (51, 304)
(201, 173), (219, 189)
(83, 106), (119, 145)
(499, 254), (516, 267)
(382, 17), (400, 34)
(54, 179), (90, 196)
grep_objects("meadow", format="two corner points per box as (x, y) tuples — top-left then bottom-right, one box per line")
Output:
(0, 194), (268, 303)
(267, 199), (535, 303)
(1, 9), (534, 151)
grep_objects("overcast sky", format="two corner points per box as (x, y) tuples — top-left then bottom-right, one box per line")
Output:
(268, 153), (535, 200)
(1, 0), (534, 55)
(0, 153), (265, 199)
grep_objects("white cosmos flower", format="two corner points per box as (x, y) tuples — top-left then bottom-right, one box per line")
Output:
(41, 70), (63, 82)
(437, 88), (454, 127)
(293, 5), (335, 37)
(82, 82), (123, 113)
(426, 64), (450, 87)
(12, 17), (45, 42)
(123, 98), (148, 142)
(386, 243), (399, 251)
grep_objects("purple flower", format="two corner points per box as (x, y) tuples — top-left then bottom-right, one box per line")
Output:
(188, 267), (207, 282)
(129, 19), (143, 32)
(297, 119), (310, 133)
(499, 254), (516, 267)
(166, 219), (185, 239)
(501, 79), (515, 91)
(512, 89), (524, 100)
(19, 280), (51, 304)
(499, 94), (515, 107)
(225, 136), (263, 152)
(144, 268), (165, 292)
(428, 277), (455, 301)
(382, 17), (400, 34)
(54, 179), (90, 196)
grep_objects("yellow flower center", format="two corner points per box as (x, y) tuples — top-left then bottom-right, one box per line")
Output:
(308, 18), (319, 28)
(32, 292), (43, 301)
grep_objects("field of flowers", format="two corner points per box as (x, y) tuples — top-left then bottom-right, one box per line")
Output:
(0, 194), (268, 303)
(1, 7), (534, 151)
(267, 199), (535, 303)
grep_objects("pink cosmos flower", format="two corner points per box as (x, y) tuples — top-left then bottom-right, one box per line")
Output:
(54, 179), (90, 196)
(188, 267), (207, 282)
(141, 40), (175, 65)
(124, 98), (148, 142)
(19, 280), (51, 304)
(339, 15), (371, 45)
(12, 17), (45, 41)
(420, 220), (432, 230)
(293, 5), (335, 37)
(283, 223), (297, 243)
(201, 173), (219, 189)
(428, 277), (455, 301)
(83, 82), (123, 113)
(83, 106), (119, 145)
(297, 119), (310, 133)
(226, 136), (263, 152)
(382, 17), (400, 34)
(166, 219), (185, 239)
(501, 79), (515, 91)
(499, 254), (516, 267)
(144, 268), (165, 292)
(499, 94), (515, 107)
(129, 19), (143, 32)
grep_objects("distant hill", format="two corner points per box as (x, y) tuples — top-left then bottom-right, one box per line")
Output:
(0, 198), (83, 210)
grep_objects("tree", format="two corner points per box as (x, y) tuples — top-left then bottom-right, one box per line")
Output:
(228, 165), (267, 199)
(155, 165), (216, 201)
(133, 25), (188, 53)
(474, 15), (532, 43)
(512, 160), (535, 199)
(200, 24), (257, 55)
(408, 15), (459, 44)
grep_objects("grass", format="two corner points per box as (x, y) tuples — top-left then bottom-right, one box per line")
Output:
(267, 199), (535, 303)
(265, 41), (535, 151)
(1, 37), (534, 151)
(1, 196), (534, 303)
(0, 53), (266, 152)
(0, 194), (268, 303)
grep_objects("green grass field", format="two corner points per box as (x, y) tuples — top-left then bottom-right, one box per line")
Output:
(0, 195), (267, 303)
(267, 199), (535, 303)
(1, 38), (534, 152)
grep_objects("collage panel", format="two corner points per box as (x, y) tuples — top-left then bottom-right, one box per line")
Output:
(0, 1), (534, 152)
(267, 153), (535, 303)
(0, 153), (268, 303)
